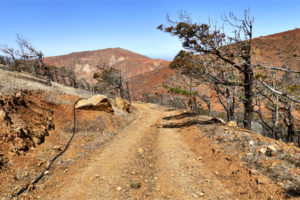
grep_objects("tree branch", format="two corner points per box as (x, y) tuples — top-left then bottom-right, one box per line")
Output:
(262, 81), (300, 103)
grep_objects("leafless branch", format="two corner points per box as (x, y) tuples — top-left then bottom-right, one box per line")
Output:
(262, 81), (300, 103)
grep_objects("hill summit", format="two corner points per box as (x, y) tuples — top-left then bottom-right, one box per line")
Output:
(44, 47), (170, 82)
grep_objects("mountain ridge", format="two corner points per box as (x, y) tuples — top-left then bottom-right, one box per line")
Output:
(44, 47), (170, 81)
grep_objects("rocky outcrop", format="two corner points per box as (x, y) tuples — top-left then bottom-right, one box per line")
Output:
(0, 91), (54, 155)
(75, 95), (114, 114)
(114, 97), (130, 113)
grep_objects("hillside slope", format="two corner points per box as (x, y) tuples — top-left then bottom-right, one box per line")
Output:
(44, 47), (170, 82)
(253, 28), (300, 70)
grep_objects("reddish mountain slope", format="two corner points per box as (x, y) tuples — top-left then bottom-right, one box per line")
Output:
(129, 65), (174, 99)
(44, 47), (170, 82)
(253, 28), (300, 70)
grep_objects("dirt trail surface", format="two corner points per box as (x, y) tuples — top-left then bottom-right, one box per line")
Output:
(4, 102), (298, 200)
(24, 103), (232, 200)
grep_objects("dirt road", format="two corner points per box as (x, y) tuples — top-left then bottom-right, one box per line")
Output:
(16, 101), (292, 200)
(25, 103), (233, 200)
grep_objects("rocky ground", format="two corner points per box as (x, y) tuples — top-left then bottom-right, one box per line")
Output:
(1, 95), (299, 200)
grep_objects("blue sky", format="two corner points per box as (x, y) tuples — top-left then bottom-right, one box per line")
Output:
(0, 0), (299, 60)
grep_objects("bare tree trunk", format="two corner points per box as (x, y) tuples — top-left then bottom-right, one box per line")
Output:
(215, 84), (235, 122)
(118, 76), (125, 99)
(197, 94), (211, 116)
(243, 65), (254, 129)
(45, 65), (52, 86)
(125, 81), (131, 103)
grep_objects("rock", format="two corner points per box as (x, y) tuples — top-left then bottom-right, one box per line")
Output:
(15, 91), (24, 98)
(277, 182), (284, 187)
(192, 193), (199, 198)
(75, 95), (114, 114)
(227, 121), (238, 127)
(114, 97), (130, 113)
(259, 148), (267, 155)
(0, 110), (8, 122)
(197, 192), (205, 197)
(249, 169), (259, 175)
(249, 140), (255, 146)
(32, 137), (41, 144)
(44, 170), (50, 175)
(256, 178), (264, 184)
(117, 186), (122, 191)
(130, 181), (141, 189)
(138, 147), (144, 154)
(266, 145), (277, 157)
(53, 145), (62, 151)
(37, 161), (44, 167)
(197, 156), (202, 160)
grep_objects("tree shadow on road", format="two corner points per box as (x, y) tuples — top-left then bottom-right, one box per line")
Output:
(162, 118), (224, 128)
(163, 112), (199, 121)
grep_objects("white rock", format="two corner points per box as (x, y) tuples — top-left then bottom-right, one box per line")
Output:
(249, 140), (255, 146)
(259, 148), (267, 155)
(266, 145), (277, 157)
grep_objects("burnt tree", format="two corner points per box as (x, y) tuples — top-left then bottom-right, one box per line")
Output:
(158, 9), (255, 129)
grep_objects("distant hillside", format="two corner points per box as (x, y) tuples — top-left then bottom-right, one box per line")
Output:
(44, 47), (170, 82)
(253, 28), (300, 70)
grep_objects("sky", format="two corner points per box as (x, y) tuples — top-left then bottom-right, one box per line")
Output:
(0, 0), (299, 60)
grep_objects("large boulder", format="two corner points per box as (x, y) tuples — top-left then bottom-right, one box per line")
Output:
(114, 97), (130, 113)
(75, 95), (114, 114)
